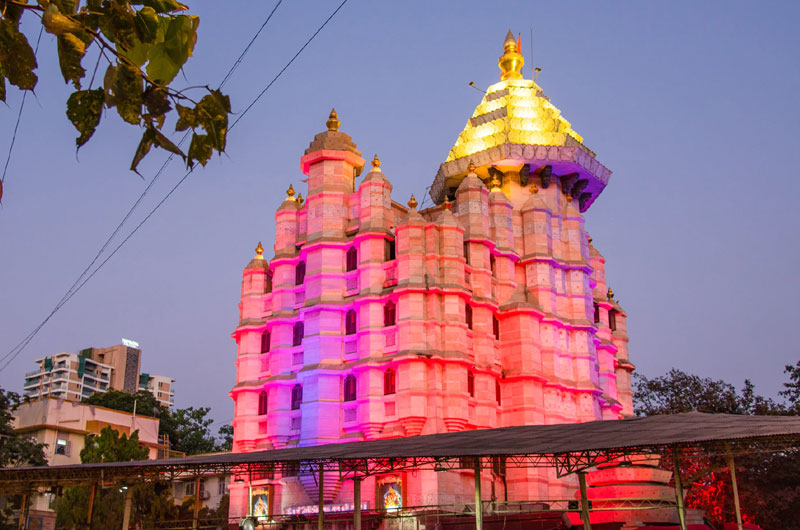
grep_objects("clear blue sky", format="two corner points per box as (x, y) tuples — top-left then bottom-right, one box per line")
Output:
(2, 1), (799, 428)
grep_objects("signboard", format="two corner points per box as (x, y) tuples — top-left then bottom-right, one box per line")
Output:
(377, 475), (404, 512)
(251, 486), (273, 521)
(121, 338), (140, 348)
(285, 502), (369, 515)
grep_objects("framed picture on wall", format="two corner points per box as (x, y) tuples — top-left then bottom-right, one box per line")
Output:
(251, 485), (274, 521)
(376, 475), (404, 512)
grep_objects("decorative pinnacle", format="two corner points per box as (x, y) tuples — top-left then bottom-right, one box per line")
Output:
(408, 194), (418, 210)
(285, 184), (296, 201)
(326, 108), (340, 131)
(566, 194), (573, 203)
(296, 192), (304, 206)
(444, 195), (451, 210)
(255, 241), (264, 259)
(371, 154), (382, 172)
(588, 235), (593, 244)
(498, 30), (524, 81)
(468, 160), (476, 174)
(607, 287), (615, 300)
(529, 184), (538, 194)
(489, 173), (502, 192)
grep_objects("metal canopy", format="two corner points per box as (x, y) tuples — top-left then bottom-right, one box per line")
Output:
(3, 412), (800, 491)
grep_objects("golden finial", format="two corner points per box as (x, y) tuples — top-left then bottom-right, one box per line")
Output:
(607, 287), (614, 300)
(255, 241), (264, 259)
(489, 172), (502, 192)
(498, 30), (524, 81)
(468, 160), (476, 174)
(588, 235), (593, 244)
(529, 184), (538, 194)
(285, 184), (296, 201)
(371, 154), (382, 172)
(566, 194), (573, 203)
(326, 108), (340, 131)
(408, 194), (418, 210)
(444, 195), (451, 210)
(297, 192), (304, 206)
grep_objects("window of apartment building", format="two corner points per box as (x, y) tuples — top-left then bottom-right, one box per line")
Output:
(218, 479), (228, 496)
(345, 310), (357, 335)
(467, 370), (475, 398)
(609, 309), (618, 331)
(258, 391), (268, 416)
(493, 316), (500, 340)
(55, 434), (71, 456)
(295, 260), (306, 285)
(343, 375), (357, 402)
(291, 384), (303, 410)
(384, 238), (396, 262)
(465, 304), (473, 330)
(292, 322), (304, 347)
(384, 368), (396, 395)
(260, 331), (271, 354)
(384, 301), (396, 327)
(346, 246), (358, 272)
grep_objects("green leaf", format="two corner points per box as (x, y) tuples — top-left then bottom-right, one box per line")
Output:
(131, 127), (156, 172)
(111, 64), (143, 125)
(145, 14), (197, 84)
(0, 19), (38, 90)
(66, 88), (104, 148)
(52, 0), (79, 14)
(152, 128), (184, 159)
(0, 67), (6, 103)
(140, 0), (189, 14)
(42, 2), (83, 36)
(57, 32), (91, 88)
(133, 6), (160, 44)
(142, 85), (171, 117)
(194, 89), (229, 151)
(187, 133), (212, 167)
(100, 1), (138, 50)
(174, 103), (197, 131)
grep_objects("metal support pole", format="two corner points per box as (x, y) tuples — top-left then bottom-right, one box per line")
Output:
(121, 487), (132, 530)
(474, 458), (483, 530)
(17, 493), (28, 530)
(248, 482), (253, 517)
(87, 483), (97, 530)
(726, 452), (744, 530)
(318, 466), (325, 530)
(192, 476), (201, 530)
(577, 472), (592, 530)
(353, 476), (362, 530)
(672, 451), (687, 530)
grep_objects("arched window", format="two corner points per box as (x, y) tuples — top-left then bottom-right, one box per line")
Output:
(293, 322), (304, 346)
(345, 310), (357, 335)
(493, 316), (500, 340)
(384, 238), (396, 261)
(467, 370), (475, 397)
(343, 375), (357, 402)
(295, 260), (305, 285)
(260, 331), (271, 354)
(383, 301), (396, 327)
(258, 390), (268, 415)
(609, 309), (618, 331)
(465, 304), (473, 330)
(384, 368), (396, 395)
(495, 380), (501, 405)
(291, 384), (302, 410)
(490, 254), (496, 277)
(346, 247), (358, 272)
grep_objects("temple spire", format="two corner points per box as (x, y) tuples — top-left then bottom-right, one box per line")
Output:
(498, 30), (524, 80)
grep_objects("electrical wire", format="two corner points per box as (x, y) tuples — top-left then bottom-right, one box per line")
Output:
(1, 0), (349, 372)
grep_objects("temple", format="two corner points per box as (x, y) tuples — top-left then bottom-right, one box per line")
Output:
(229, 30), (634, 521)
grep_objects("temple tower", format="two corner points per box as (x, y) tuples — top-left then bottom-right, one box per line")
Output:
(230, 31), (634, 519)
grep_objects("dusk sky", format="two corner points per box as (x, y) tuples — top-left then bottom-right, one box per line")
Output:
(2, 1), (798, 429)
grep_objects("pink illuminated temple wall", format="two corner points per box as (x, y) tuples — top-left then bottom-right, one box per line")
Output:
(229, 37), (634, 518)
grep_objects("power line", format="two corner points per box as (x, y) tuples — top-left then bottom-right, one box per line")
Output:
(1, 0), (349, 372)
(1, 27), (44, 190)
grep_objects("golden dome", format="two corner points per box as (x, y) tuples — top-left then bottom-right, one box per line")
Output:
(326, 108), (340, 131)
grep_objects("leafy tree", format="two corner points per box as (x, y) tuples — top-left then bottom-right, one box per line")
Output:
(80, 425), (149, 463)
(216, 423), (232, 452)
(0, 0), (231, 194)
(0, 386), (46, 467)
(634, 367), (800, 530)
(170, 406), (216, 455)
(83, 389), (165, 418)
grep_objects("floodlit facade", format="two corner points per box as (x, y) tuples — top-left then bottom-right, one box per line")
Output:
(23, 343), (176, 408)
(230, 32), (633, 519)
